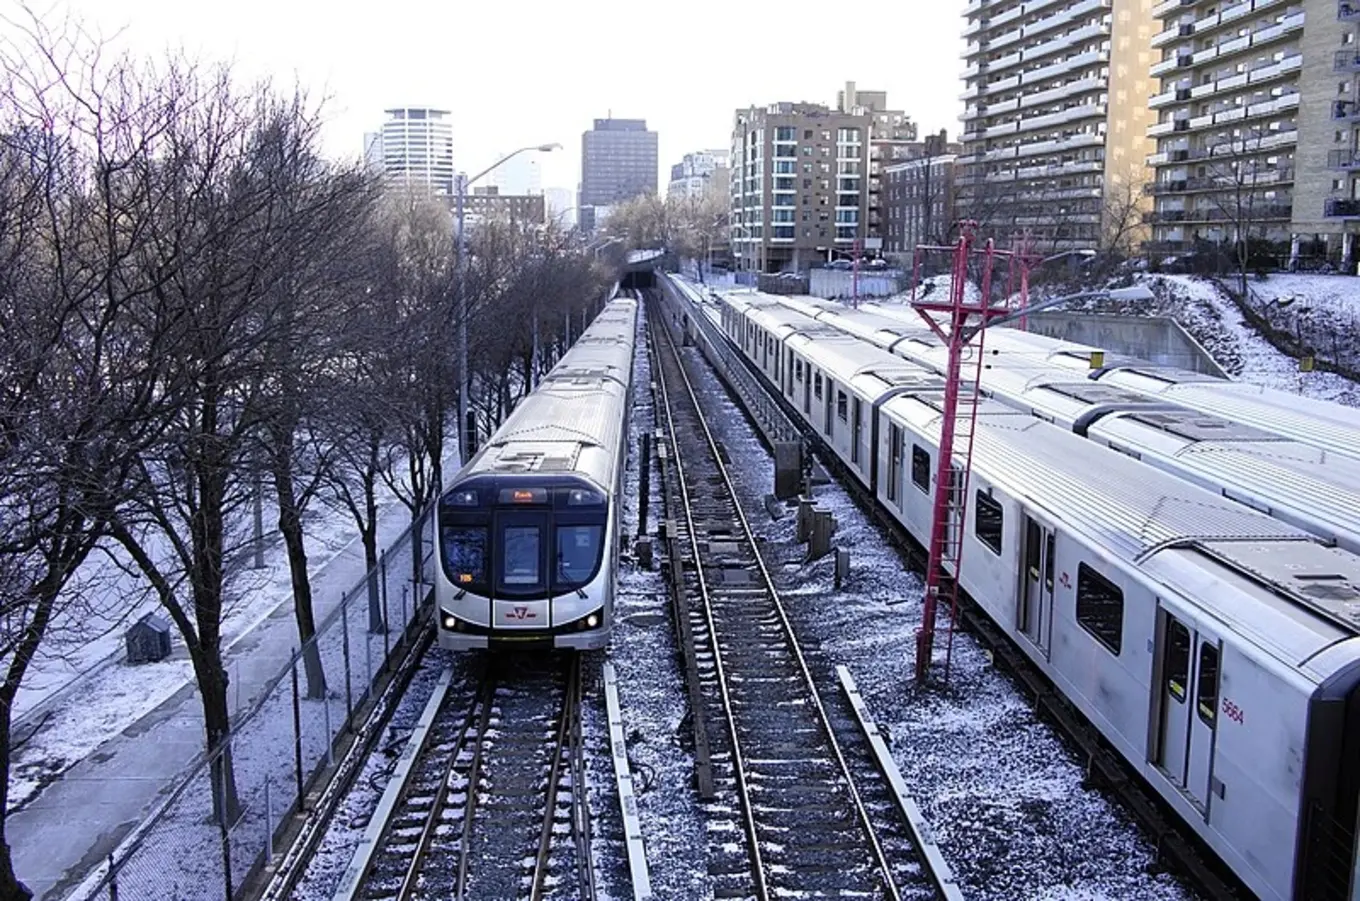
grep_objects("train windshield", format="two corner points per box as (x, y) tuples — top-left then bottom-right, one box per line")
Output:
(442, 525), (489, 594)
(555, 524), (604, 591)
(439, 480), (608, 599)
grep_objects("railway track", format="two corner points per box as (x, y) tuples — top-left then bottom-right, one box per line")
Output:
(336, 653), (596, 901)
(648, 298), (948, 900)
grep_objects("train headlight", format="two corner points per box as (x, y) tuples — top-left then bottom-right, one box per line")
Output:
(586, 613), (600, 628)
(442, 614), (459, 631)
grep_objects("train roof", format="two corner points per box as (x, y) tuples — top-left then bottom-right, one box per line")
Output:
(458, 296), (636, 489)
(885, 396), (1360, 662)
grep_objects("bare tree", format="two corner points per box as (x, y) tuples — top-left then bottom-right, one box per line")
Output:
(0, 14), (182, 897)
(1101, 166), (1147, 257)
(102, 64), (358, 824)
(1203, 127), (1276, 298)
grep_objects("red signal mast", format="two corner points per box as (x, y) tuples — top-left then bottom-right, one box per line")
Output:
(909, 222), (1018, 684)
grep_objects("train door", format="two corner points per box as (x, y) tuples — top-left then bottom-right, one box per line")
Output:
(786, 349), (794, 397)
(1018, 515), (1055, 655)
(804, 366), (812, 414)
(824, 379), (835, 437)
(1155, 608), (1221, 813)
(491, 508), (551, 626)
(851, 398), (863, 467)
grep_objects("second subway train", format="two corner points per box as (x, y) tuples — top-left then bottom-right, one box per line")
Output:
(435, 290), (638, 650)
(690, 277), (1360, 901)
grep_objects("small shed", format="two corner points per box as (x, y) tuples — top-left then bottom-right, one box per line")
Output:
(126, 612), (173, 663)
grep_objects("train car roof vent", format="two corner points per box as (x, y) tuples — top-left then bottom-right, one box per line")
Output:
(538, 455), (575, 472)
(1293, 574), (1359, 603)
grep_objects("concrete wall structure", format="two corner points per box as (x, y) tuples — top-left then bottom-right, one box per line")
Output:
(1006, 311), (1228, 375)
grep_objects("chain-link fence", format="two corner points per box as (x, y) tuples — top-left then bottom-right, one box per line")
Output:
(72, 504), (437, 901)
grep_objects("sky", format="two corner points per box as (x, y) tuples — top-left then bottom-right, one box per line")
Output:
(40, 0), (966, 198)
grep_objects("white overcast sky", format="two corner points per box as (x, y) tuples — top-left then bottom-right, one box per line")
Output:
(46, 0), (966, 195)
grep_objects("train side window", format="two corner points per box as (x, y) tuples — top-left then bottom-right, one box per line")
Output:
(1026, 520), (1041, 580)
(974, 490), (1003, 555)
(1197, 644), (1219, 725)
(815, 373), (823, 399)
(837, 391), (848, 422)
(795, 359), (804, 382)
(887, 424), (902, 503)
(1044, 532), (1055, 591)
(1165, 620), (1190, 703)
(911, 444), (930, 492)
(1076, 563), (1124, 655)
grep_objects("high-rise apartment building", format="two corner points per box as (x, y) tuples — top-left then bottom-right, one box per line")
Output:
(580, 118), (658, 230)
(729, 84), (914, 272)
(668, 149), (731, 200)
(371, 108), (456, 196)
(958, 0), (1158, 250)
(1147, 1), (1360, 266)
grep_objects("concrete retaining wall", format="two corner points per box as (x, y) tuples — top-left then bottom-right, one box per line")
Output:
(1006, 312), (1227, 377)
(808, 269), (903, 300)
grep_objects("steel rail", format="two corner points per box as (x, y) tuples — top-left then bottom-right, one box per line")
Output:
(653, 309), (902, 900)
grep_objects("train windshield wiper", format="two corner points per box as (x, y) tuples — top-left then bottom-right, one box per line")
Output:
(557, 554), (588, 598)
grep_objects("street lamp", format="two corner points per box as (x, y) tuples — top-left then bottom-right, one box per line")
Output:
(1013, 247), (1099, 331)
(455, 142), (561, 465)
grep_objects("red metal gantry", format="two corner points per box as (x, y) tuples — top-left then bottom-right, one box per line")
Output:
(909, 222), (1022, 684)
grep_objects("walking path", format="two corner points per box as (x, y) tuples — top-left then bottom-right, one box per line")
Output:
(11, 457), (455, 901)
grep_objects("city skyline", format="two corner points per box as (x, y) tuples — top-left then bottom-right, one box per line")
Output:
(47, 0), (964, 203)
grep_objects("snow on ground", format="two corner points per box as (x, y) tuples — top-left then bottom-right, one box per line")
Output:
(673, 325), (1194, 898)
(290, 652), (451, 899)
(1117, 275), (1359, 407)
(9, 462), (449, 815)
(606, 303), (713, 899)
(1252, 272), (1360, 318)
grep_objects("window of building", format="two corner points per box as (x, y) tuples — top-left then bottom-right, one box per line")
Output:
(803, 129), (813, 139)
(1076, 563), (1124, 655)
(802, 146), (814, 156)
(911, 444), (930, 492)
(974, 490), (1003, 555)
(775, 126), (796, 141)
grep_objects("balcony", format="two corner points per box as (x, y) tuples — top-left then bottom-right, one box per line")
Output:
(1336, 51), (1360, 73)
(1152, 22), (1193, 47)
(1325, 198), (1360, 217)
(1343, 0), (1360, 22)
(1151, 54), (1194, 77)
(1328, 150), (1360, 170)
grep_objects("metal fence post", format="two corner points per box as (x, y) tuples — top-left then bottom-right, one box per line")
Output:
(324, 698), (334, 768)
(107, 853), (119, 901)
(264, 776), (274, 862)
(291, 652), (303, 810)
(380, 552), (391, 660)
(366, 631), (375, 692)
(218, 747), (234, 901)
(341, 599), (353, 720)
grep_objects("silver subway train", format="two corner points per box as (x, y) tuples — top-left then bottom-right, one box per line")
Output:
(696, 279), (1360, 901)
(435, 291), (638, 650)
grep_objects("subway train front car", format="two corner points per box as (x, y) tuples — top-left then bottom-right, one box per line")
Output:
(435, 292), (637, 650)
